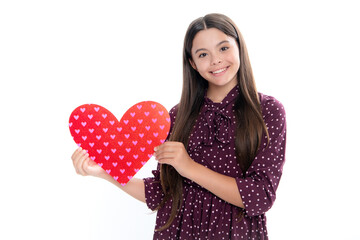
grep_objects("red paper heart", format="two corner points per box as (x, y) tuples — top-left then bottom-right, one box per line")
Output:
(69, 101), (170, 185)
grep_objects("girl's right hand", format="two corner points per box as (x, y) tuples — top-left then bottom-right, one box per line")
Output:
(71, 147), (106, 178)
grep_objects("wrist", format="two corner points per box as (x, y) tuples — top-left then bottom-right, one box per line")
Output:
(180, 158), (198, 179)
(100, 172), (114, 182)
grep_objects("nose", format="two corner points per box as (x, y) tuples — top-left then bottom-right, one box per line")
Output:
(211, 54), (222, 65)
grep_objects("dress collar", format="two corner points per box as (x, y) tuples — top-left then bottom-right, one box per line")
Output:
(203, 85), (240, 110)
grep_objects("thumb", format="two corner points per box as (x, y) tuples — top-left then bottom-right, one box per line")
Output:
(84, 158), (105, 177)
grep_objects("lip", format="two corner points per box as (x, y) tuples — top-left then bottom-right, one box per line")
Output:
(210, 66), (229, 76)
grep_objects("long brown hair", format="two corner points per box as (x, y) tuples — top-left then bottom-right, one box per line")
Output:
(156, 13), (269, 231)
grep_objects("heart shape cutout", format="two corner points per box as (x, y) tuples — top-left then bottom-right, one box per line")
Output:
(69, 101), (170, 185)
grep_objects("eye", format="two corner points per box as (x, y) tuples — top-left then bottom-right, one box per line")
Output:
(220, 46), (229, 51)
(199, 53), (207, 58)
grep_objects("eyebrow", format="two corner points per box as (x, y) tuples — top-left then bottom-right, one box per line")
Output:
(194, 40), (230, 54)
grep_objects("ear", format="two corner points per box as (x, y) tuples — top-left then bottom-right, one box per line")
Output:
(189, 58), (197, 71)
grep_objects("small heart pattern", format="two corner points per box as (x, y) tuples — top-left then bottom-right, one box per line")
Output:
(69, 101), (170, 185)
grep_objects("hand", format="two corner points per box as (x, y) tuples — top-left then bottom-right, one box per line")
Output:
(153, 141), (194, 177)
(71, 147), (106, 178)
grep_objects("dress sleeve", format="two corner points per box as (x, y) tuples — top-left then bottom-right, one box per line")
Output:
(235, 95), (286, 217)
(143, 165), (163, 211)
(143, 105), (178, 211)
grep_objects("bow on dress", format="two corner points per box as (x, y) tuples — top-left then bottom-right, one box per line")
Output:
(202, 100), (232, 146)
(187, 85), (239, 154)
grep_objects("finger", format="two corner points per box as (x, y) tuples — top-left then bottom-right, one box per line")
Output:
(72, 150), (83, 174)
(84, 157), (104, 177)
(83, 156), (96, 172)
(155, 151), (174, 159)
(76, 150), (89, 176)
(82, 156), (93, 175)
(80, 153), (91, 176)
(157, 157), (169, 165)
(79, 152), (90, 176)
(71, 147), (82, 160)
(154, 141), (175, 151)
(74, 150), (84, 175)
(83, 156), (90, 169)
(155, 152), (175, 164)
(71, 147), (83, 170)
(154, 145), (175, 157)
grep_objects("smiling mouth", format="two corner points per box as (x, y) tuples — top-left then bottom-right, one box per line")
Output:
(211, 67), (229, 74)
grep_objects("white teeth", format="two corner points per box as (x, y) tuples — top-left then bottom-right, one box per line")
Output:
(212, 67), (227, 74)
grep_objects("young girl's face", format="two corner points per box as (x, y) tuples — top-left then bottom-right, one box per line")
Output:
(190, 28), (240, 92)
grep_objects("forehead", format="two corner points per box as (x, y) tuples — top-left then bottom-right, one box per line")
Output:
(191, 28), (235, 52)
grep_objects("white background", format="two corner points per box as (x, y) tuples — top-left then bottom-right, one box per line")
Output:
(1, 0), (359, 239)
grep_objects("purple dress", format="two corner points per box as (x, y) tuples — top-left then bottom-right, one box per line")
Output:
(144, 86), (286, 239)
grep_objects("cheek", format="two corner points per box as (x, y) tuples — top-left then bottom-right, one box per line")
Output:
(194, 61), (209, 74)
(230, 53), (240, 70)
(235, 58), (240, 69)
(229, 50), (240, 62)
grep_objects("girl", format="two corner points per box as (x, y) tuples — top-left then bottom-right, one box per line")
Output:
(72, 13), (286, 239)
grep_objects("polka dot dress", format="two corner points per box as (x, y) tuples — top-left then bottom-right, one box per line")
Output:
(144, 86), (287, 240)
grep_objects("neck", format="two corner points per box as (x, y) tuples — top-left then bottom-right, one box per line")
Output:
(206, 81), (238, 103)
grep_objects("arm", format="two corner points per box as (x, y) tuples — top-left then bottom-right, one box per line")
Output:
(184, 160), (245, 208)
(154, 142), (244, 208)
(235, 97), (286, 216)
(71, 147), (146, 203)
(154, 96), (286, 214)
(236, 130), (286, 214)
(102, 172), (145, 203)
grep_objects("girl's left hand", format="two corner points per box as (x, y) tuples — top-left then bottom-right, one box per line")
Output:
(153, 141), (194, 177)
